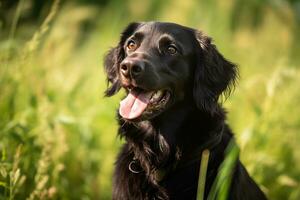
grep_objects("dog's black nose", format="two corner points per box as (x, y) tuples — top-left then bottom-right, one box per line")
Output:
(120, 60), (145, 78)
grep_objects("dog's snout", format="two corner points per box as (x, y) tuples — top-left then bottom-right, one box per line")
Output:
(120, 59), (145, 78)
(120, 62), (130, 77)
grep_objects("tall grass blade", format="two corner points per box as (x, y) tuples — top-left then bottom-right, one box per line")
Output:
(9, 0), (25, 41)
(197, 149), (210, 200)
(25, 0), (61, 53)
(207, 140), (239, 200)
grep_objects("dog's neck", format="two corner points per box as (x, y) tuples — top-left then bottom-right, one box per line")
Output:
(118, 101), (226, 168)
(153, 101), (225, 152)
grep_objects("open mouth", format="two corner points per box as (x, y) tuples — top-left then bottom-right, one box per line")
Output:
(119, 87), (171, 120)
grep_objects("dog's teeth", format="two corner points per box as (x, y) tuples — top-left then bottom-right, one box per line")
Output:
(157, 90), (163, 97)
(152, 90), (163, 100)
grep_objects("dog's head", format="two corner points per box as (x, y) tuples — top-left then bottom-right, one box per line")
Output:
(104, 22), (237, 121)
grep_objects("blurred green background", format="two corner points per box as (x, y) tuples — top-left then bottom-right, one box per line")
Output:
(0, 0), (300, 199)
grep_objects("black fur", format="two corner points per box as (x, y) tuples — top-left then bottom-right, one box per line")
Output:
(104, 22), (267, 200)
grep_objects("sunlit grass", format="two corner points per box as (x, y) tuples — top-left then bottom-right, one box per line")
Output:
(197, 149), (210, 200)
(208, 141), (239, 200)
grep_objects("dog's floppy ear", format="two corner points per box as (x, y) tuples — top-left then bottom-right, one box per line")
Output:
(104, 22), (141, 96)
(193, 31), (238, 114)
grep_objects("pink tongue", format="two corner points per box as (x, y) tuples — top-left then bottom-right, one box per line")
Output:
(119, 90), (154, 119)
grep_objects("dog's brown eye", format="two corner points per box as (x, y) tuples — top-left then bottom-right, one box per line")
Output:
(167, 45), (177, 54)
(127, 40), (137, 50)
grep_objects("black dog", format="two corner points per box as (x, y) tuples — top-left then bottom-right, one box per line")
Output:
(104, 22), (267, 200)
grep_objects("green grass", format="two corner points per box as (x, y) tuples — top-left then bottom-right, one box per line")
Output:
(209, 141), (240, 200)
(1, 0), (300, 199)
